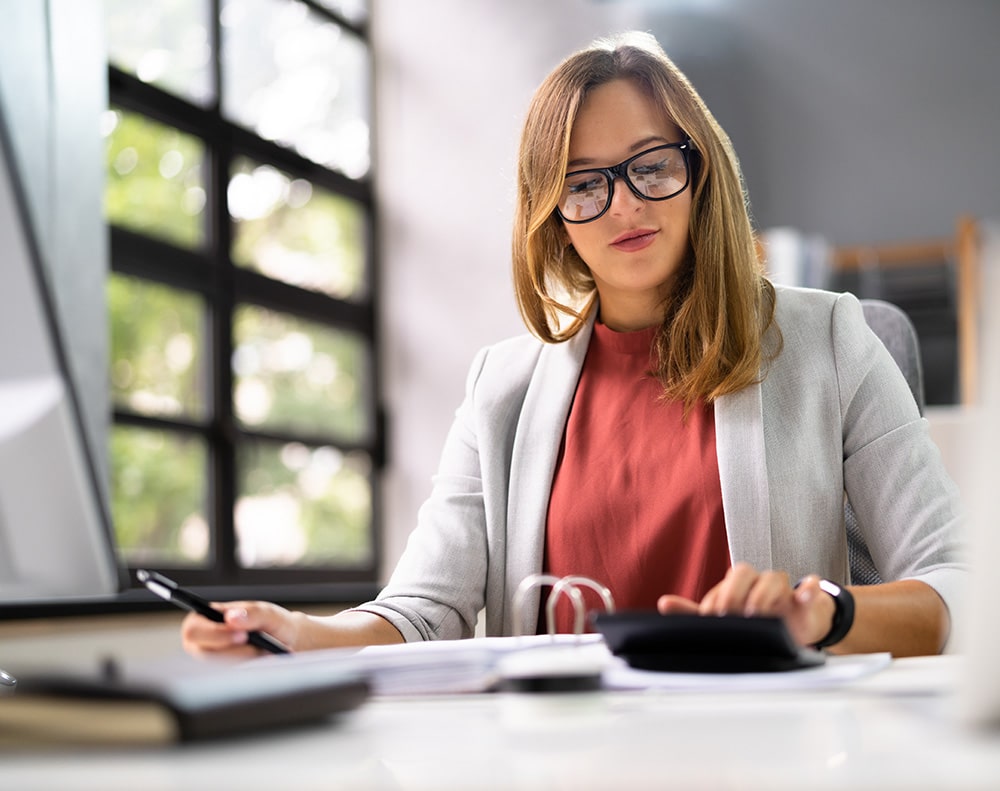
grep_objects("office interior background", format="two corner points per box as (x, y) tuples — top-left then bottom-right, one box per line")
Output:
(0, 0), (997, 617)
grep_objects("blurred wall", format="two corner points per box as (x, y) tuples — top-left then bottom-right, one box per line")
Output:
(0, 0), (109, 491)
(647, 0), (1000, 245)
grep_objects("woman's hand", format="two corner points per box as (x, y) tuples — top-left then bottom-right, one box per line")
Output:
(656, 562), (836, 648)
(180, 600), (305, 659)
(180, 602), (406, 659)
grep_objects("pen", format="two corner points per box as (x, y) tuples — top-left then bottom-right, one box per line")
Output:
(137, 569), (290, 655)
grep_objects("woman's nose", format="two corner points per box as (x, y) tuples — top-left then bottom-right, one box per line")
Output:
(607, 177), (643, 216)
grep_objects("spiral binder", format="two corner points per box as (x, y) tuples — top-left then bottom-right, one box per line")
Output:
(511, 573), (616, 637)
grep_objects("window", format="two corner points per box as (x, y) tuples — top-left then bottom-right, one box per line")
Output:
(103, 0), (381, 597)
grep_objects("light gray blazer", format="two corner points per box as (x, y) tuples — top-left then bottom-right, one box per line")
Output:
(355, 286), (966, 642)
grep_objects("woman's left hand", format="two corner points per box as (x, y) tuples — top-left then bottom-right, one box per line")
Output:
(656, 562), (835, 648)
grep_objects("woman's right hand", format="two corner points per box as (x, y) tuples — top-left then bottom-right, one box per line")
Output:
(180, 600), (304, 659)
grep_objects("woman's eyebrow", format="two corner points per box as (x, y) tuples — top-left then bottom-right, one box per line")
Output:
(567, 135), (672, 169)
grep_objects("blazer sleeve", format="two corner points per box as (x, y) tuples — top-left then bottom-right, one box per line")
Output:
(346, 346), (493, 641)
(834, 293), (967, 622)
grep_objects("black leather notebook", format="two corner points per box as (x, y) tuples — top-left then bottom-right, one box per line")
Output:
(0, 658), (369, 747)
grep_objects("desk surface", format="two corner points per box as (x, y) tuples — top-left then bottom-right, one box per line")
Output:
(1, 655), (998, 790)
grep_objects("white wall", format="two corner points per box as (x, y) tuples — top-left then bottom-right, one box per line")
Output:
(371, 0), (646, 579)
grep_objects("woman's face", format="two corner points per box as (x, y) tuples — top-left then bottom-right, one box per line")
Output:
(561, 78), (692, 331)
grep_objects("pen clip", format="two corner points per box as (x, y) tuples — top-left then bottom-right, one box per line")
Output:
(136, 569), (176, 590)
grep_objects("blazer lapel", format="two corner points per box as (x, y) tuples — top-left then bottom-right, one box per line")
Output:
(503, 317), (594, 635)
(714, 382), (773, 570)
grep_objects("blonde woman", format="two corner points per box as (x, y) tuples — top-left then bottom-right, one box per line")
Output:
(182, 32), (965, 659)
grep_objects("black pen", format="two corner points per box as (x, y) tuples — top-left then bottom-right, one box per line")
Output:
(137, 569), (290, 655)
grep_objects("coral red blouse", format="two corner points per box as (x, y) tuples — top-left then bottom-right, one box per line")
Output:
(543, 320), (730, 633)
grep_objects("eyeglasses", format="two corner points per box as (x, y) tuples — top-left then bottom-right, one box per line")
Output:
(556, 140), (693, 224)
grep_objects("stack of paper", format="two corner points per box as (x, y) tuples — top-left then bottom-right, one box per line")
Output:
(249, 633), (610, 696)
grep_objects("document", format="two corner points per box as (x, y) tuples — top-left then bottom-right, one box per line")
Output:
(250, 633), (610, 696)
(250, 635), (890, 697)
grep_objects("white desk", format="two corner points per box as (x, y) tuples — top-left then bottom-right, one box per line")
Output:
(1, 655), (998, 790)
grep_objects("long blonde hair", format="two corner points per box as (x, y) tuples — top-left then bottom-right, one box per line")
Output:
(512, 31), (779, 406)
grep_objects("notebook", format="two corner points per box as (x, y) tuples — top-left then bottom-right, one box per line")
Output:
(0, 655), (368, 747)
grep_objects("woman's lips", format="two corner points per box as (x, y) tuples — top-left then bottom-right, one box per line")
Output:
(610, 228), (658, 253)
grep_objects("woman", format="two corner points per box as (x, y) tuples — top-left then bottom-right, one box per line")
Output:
(182, 31), (965, 659)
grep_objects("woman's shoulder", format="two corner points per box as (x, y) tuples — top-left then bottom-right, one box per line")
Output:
(463, 331), (545, 397)
(772, 284), (866, 334)
(773, 283), (857, 313)
(476, 331), (546, 371)
(465, 325), (589, 407)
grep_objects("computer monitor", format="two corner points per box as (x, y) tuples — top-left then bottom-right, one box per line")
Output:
(0, 101), (123, 603)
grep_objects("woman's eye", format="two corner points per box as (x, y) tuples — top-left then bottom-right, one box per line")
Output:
(632, 159), (669, 176)
(567, 177), (603, 194)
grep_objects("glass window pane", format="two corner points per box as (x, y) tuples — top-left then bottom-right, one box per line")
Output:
(229, 157), (368, 300)
(104, 0), (215, 106)
(312, 0), (368, 25)
(236, 440), (372, 568)
(220, 0), (371, 177)
(103, 108), (208, 249)
(233, 305), (371, 441)
(109, 274), (207, 419)
(111, 426), (211, 566)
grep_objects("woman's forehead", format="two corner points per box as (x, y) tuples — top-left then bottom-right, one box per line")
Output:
(568, 79), (680, 163)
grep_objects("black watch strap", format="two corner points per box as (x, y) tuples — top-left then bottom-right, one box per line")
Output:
(813, 578), (855, 649)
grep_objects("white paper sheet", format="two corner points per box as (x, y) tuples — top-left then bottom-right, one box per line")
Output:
(601, 652), (892, 692)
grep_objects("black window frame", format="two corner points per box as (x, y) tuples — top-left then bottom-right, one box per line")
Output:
(106, 0), (384, 603)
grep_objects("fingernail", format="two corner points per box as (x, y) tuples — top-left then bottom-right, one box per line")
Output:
(227, 608), (249, 624)
(230, 630), (248, 645)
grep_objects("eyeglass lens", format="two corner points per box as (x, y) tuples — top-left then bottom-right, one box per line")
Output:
(559, 145), (688, 223)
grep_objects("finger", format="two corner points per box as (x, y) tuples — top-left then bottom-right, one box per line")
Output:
(180, 610), (251, 657)
(787, 576), (836, 646)
(793, 575), (822, 607)
(700, 563), (758, 615)
(743, 571), (792, 617)
(221, 601), (288, 634)
(657, 594), (700, 614)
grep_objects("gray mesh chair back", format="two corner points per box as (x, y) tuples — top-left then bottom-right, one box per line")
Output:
(847, 299), (925, 585)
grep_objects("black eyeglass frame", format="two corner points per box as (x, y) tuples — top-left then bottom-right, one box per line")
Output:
(556, 139), (695, 224)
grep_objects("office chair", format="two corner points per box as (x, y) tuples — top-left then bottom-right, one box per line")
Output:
(846, 299), (925, 585)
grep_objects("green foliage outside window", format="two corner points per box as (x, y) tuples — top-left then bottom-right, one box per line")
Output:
(104, 109), (206, 250)
(232, 305), (369, 442)
(108, 274), (205, 418)
(111, 426), (209, 564)
(237, 441), (372, 568)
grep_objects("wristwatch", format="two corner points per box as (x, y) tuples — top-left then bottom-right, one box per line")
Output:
(813, 578), (855, 649)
